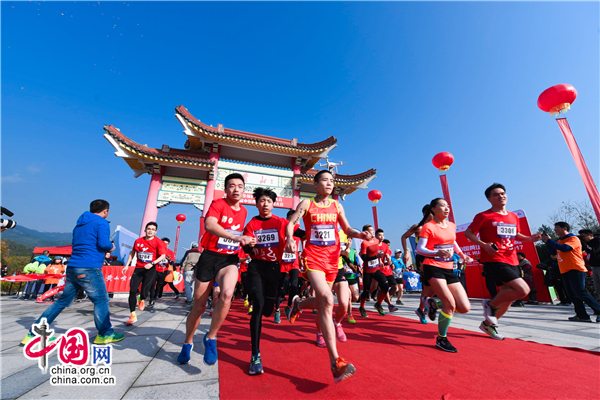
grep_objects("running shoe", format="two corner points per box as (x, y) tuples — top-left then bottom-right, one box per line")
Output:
(426, 298), (438, 321)
(374, 303), (386, 316)
(126, 313), (137, 326)
(335, 323), (347, 342)
(203, 334), (218, 365)
(436, 336), (457, 353)
(482, 299), (498, 325)
(244, 298), (249, 308)
(94, 332), (125, 344)
(138, 300), (146, 311)
(415, 308), (428, 324)
(274, 310), (281, 324)
(479, 322), (505, 340)
(148, 299), (155, 308)
(396, 300), (404, 305)
(388, 305), (398, 313)
(20, 333), (57, 346)
(247, 306), (253, 315)
(249, 352), (264, 375)
(177, 343), (193, 364)
(285, 295), (301, 324)
(175, 294), (180, 299)
(312, 309), (318, 314)
(316, 333), (326, 347)
(347, 315), (356, 324)
(568, 316), (593, 322)
(359, 307), (368, 318)
(331, 357), (356, 383)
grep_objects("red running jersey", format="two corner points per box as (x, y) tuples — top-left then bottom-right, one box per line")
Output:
(133, 237), (167, 268)
(360, 239), (385, 273)
(420, 220), (457, 269)
(201, 199), (248, 255)
(302, 199), (341, 266)
(281, 221), (301, 272)
(156, 248), (175, 272)
(468, 210), (521, 265)
(243, 215), (287, 262)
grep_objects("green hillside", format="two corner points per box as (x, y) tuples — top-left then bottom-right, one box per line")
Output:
(2, 225), (72, 248)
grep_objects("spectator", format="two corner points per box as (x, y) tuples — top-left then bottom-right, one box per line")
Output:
(43, 257), (66, 302)
(518, 252), (537, 304)
(542, 222), (600, 322)
(21, 258), (48, 300)
(21, 199), (124, 345)
(1, 263), (7, 278)
(180, 243), (201, 305)
(579, 229), (600, 302)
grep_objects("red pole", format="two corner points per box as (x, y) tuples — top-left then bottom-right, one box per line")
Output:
(174, 225), (181, 260)
(439, 174), (456, 224)
(556, 118), (600, 222)
(372, 206), (379, 230)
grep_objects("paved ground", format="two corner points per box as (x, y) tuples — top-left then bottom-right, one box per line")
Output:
(1, 293), (598, 399)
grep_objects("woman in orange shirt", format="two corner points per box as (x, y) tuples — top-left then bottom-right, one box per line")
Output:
(417, 198), (472, 353)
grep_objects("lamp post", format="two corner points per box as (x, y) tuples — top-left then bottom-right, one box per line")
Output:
(368, 190), (382, 230)
(538, 84), (600, 222)
(174, 214), (186, 259)
(432, 152), (456, 224)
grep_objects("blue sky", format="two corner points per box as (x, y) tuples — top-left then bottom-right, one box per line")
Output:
(2, 1), (598, 258)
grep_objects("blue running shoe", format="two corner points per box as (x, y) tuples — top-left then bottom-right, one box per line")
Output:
(249, 352), (264, 375)
(415, 308), (428, 324)
(274, 310), (281, 324)
(177, 343), (193, 364)
(203, 334), (218, 365)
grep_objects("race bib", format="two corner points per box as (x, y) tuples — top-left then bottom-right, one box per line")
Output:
(138, 252), (153, 263)
(309, 224), (336, 247)
(367, 259), (379, 268)
(434, 244), (454, 262)
(254, 229), (279, 248)
(497, 223), (517, 239)
(217, 229), (242, 251)
(282, 252), (296, 262)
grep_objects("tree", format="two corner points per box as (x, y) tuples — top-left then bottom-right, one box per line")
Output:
(547, 200), (600, 234)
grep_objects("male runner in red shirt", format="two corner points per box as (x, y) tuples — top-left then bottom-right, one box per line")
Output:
(465, 183), (541, 340)
(359, 226), (391, 317)
(178, 173), (255, 365)
(284, 170), (372, 383)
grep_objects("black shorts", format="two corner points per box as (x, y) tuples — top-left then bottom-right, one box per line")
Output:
(246, 259), (281, 298)
(346, 276), (360, 286)
(195, 250), (240, 282)
(484, 262), (521, 286)
(334, 268), (347, 284)
(385, 275), (398, 287)
(423, 264), (460, 285)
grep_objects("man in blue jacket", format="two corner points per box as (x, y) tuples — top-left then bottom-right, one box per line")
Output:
(21, 200), (124, 345)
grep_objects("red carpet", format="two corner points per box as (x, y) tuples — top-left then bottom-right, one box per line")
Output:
(218, 301), (599, 400)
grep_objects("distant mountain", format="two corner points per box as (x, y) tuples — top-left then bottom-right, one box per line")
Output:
(1, 225), (72, 248)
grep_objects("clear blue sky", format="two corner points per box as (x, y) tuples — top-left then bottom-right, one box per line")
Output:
(3, 1), (599, 258)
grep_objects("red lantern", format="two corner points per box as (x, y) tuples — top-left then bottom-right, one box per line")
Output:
(537, 84), (577, 116)
(368, 190), (382, 204)
(432, 152), (454, 172)
(175, 214), (187, 223)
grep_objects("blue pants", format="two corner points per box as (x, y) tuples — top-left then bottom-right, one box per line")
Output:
(562, 269), (600, 319)
(31, 267), (114, 337)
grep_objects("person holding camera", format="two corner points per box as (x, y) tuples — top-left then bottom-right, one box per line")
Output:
(465, 183), (541, 340)
(543, 223), (600, 323)
(21, 200), (124, 345)
(579, 229), (600, 302)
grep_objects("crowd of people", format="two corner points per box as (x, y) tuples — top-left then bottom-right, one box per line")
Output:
(18, 173), (600, 383)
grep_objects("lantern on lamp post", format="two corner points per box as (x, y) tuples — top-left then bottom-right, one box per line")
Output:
(368, 190), (382, 230)
(432, 152), (456, 223)
(174, 214), (186, 259)
(538, 84), (600, 222)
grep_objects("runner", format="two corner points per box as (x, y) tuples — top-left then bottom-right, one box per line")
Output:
(379, 237), (399, 312)
(391, 249), (405, 305)
(341, 235), (361, 324)
(177, 173), (255, 365)
(464, 183), (541, 340)
(359, 226), (391, 317)
(149, 237), (177, 306)
(123, 222), (167, 326)
(416, 198), (473, 352)
(401, 205), (434, 324)
(284, 170), (371, 383)
(241, 187), (292, 375)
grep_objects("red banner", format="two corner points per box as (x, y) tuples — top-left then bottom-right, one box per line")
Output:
(0, 274), (65, 282)
(439, 174), (456, 224)
(101, 266), (185, 293)
(456, 209), (550, 302)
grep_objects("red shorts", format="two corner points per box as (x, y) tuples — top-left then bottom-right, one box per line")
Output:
(303, 257), (337, 284)
(281, 262), (299, 273)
